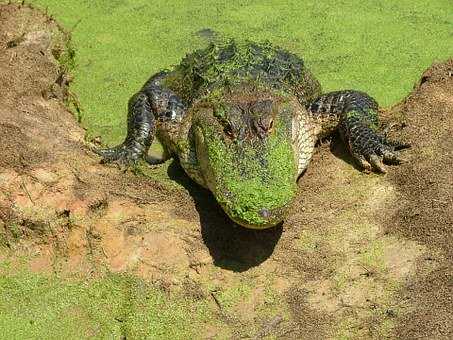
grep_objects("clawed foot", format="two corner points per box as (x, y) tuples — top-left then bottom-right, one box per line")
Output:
(94, 144), (141, 167)
(351, 133), (410, 173)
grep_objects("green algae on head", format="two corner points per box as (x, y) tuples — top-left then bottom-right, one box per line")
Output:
(191, 85), (298, 229)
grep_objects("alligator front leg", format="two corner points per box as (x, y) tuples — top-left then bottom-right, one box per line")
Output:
(96, 91), (155, 165)
(95, 71), (186, 165)
(308, 90), (410, 173)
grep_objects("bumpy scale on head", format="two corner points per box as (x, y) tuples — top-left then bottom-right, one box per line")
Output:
(164, 39), (321, 106)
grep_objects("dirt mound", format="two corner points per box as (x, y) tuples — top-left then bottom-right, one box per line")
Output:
(386, 60), (453, 339)
(0, 3), (194, 279)
(0, 4), (452, 339)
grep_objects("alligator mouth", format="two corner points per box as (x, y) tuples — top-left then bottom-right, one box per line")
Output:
(216, 197), (293, 230)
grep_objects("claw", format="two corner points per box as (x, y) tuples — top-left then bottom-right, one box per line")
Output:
(368, 154), (387, 173)
(386, 140), (411, 151)
(382, 149), (404, 165)
(95, 147), (123, 163)
(352, 154), (372, 173)
(382, 122), (398, 137)
(95, 148), (118, 161)
(144, 155), (167, 165)
(93, 144), (139, 166)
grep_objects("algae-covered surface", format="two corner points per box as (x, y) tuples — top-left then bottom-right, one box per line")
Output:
(26, 0), (453, 145)
(1, 1), (452, 339)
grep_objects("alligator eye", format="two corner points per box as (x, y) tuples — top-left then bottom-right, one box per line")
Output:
(224, 124), (234, 138)
(268, 119), (274, 131)
(257, 117), (274, 134)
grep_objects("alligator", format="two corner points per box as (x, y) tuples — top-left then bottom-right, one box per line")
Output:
(96, 40), (409, 229)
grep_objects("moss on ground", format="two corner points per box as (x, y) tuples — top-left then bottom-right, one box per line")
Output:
(0, 265), (213, 339)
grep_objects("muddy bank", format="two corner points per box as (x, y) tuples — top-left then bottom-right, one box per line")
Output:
(386, 60), (453, 339)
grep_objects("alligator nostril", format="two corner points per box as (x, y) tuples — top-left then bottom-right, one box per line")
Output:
(259, 208), (270, 218)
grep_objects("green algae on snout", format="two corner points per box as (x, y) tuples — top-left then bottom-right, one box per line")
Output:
(197, 117), (297, 228)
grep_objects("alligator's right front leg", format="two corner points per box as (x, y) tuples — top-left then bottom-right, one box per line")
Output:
(308, 90), (410, 173)
(95, 71), (186, 165)
(96, 91), (155, 165)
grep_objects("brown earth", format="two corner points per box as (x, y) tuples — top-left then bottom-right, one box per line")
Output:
(0, 4), (452, 339)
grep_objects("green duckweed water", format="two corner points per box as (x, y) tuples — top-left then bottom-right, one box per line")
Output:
(23, 0), (453, 146)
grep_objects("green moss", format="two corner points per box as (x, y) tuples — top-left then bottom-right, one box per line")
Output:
(134, 160), (187, 190)
(345, 110), (361, 119)
(359, 240), (386, 272)
(56, 42), (76, 73)
(296, 230), (324, 252)
(345, 108), (379, 131)
(216, 281), (253, 309)
(0, 270), (212, 339)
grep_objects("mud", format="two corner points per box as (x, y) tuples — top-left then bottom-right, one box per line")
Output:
(386, 60), (453, 339)
(0, 4), (452, 339)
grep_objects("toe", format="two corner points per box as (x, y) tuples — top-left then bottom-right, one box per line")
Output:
(352, 154), (373, 173)
(368, 154), (387, 173)
(386, 140), (411, 151)
(382, 149), (404, 165)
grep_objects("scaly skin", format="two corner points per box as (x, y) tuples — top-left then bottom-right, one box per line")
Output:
(96, 40), (409, 229)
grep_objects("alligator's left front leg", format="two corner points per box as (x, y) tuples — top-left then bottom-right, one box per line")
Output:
(308, 90), (410, 173)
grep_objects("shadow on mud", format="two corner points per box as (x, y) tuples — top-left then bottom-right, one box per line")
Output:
(328, 133), (363, 171)
(167, 161), (282, 272)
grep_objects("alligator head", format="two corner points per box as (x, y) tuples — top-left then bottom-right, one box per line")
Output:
(192, 84), (304, 229)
